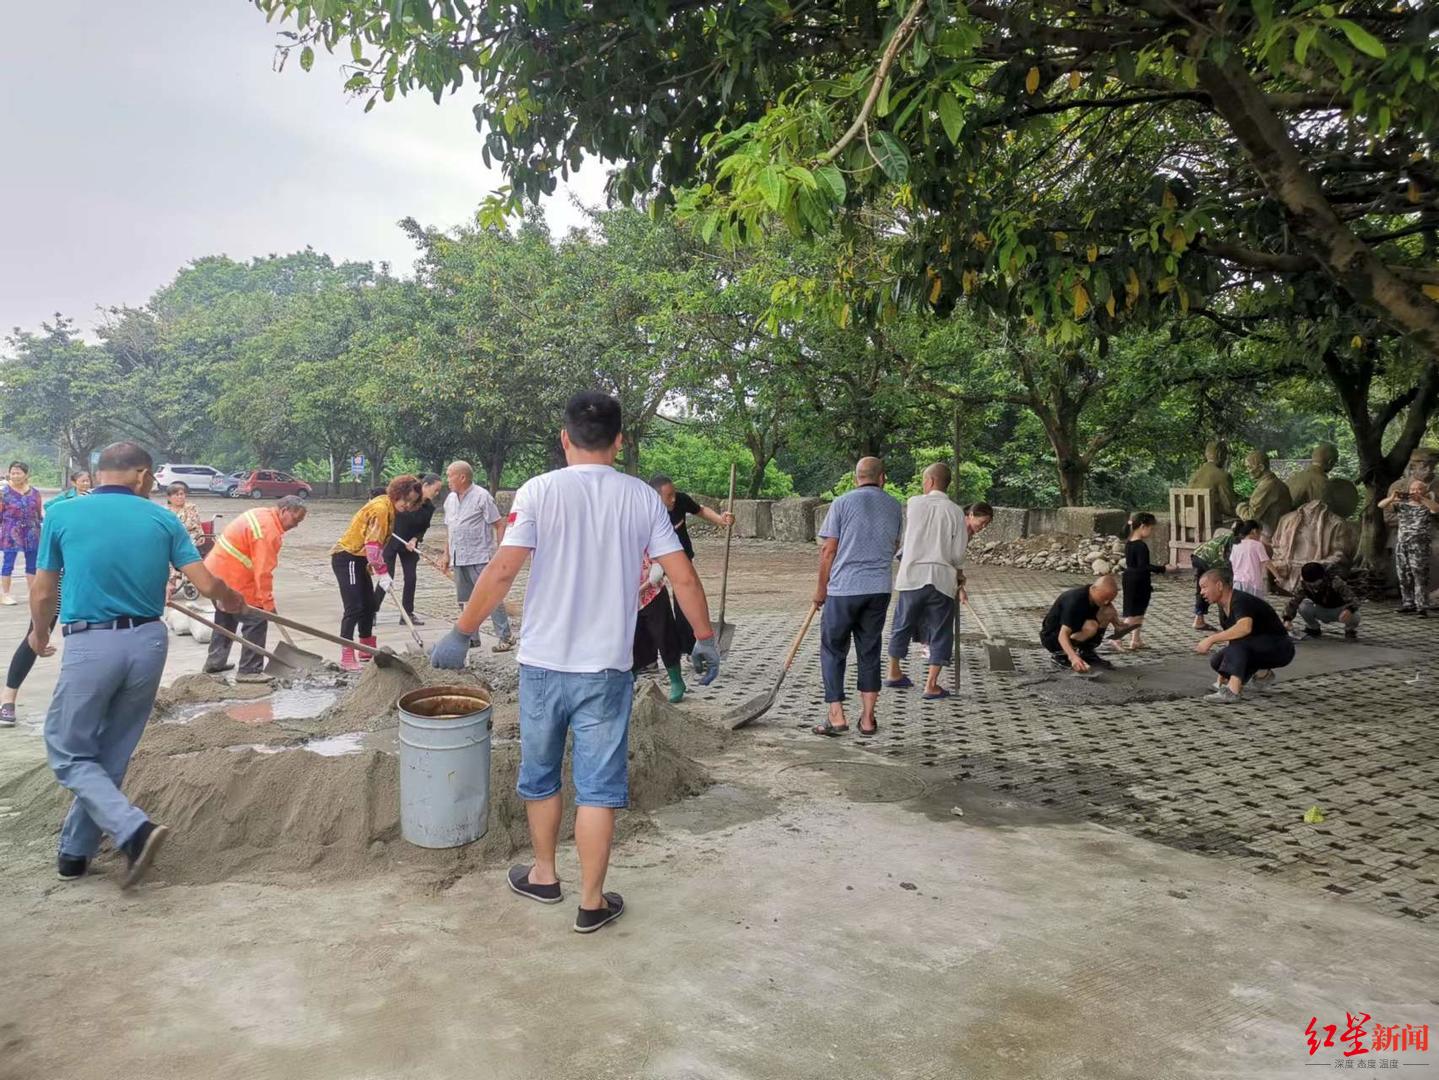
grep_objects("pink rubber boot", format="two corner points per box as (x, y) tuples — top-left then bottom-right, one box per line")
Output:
(359, 636), (378, 663)
(339, 647), (361, 672)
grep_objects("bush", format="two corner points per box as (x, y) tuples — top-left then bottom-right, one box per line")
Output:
(639, 429), (794, 499)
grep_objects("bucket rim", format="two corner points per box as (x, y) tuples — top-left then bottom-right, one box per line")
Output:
(397, 683), (493, 722)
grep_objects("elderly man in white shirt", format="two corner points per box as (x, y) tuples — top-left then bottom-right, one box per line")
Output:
(440, 460), (514, 652)
(884, 462), (993, 699)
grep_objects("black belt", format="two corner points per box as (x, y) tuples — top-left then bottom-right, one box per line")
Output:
(62, 616), (162, 637)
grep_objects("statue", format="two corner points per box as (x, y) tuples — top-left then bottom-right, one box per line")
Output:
(1187, 440), (1239, 529)
(1236, 450), (1293, 538)
(1383, 447), (1439, 530)
(1268, 502), (1360, 595)
(1286, 442), (1358, 518)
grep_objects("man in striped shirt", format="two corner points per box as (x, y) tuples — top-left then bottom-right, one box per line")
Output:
(202, 495), (308, 676)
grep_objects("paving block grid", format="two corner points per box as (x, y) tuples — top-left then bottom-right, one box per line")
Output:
(688, 565), (1439, 924)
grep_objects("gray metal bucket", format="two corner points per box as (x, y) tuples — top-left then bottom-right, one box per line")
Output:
(397, 685), (493, 849)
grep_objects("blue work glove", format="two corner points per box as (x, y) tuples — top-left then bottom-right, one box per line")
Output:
(429, 626), (472, 670)
(690, 637), (721, 686)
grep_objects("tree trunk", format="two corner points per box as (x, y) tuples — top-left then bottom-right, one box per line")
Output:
(486, 449), (505, 494)
(1057, 463), (1087, 507)
(621, 430), (641, 476)
(951, 403), (963, 505)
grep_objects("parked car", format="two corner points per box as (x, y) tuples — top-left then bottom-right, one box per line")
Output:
(231, 469), (312, 500)
(154, 464), (223, 492)
(210, 471), (247, 496)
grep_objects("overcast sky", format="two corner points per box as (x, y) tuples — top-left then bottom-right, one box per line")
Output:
(0, 1), (606, 339)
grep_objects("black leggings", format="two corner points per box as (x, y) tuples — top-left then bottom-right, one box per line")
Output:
(333, 552), (379, 640)
(7, 612), (59, 691)
(634, 588), (682, 671)
(7, 576), (60, 692)
(374, 541), (420, 616)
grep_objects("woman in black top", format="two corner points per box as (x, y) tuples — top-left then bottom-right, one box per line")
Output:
(376, 473), (442, 623)
(1117, 513), (1178, 651)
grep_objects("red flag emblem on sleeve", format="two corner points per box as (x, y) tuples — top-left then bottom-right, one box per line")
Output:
(507, 512), (518, 524)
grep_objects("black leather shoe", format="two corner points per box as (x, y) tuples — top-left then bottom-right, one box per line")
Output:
(57, 854), (88, 881)
(202, 662), (234, 674)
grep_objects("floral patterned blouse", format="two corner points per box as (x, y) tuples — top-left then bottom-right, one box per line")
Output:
(0, 485), (43, 551)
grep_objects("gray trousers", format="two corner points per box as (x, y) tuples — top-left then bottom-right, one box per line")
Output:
(1297, 599), (1360, 631)
(206, 609), (270, 674)
(45, 620), (168, 858)
(454, 563), (513, 644)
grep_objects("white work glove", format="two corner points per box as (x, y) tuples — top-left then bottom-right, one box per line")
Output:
(376, 573), (394, 593)
(647, 562), (665, 587)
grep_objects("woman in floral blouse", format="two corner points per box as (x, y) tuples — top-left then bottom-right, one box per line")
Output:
(0, 461), (44, 606)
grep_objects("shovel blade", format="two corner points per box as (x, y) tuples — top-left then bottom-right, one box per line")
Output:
(727, 669), (786, 730)
(266, 639), (325, 677)
(711, 619), (736, 656)
(371, 648), (422, 680)
(984, 640), (1015, 672)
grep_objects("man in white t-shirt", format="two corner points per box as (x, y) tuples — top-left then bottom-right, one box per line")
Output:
(885, 464), (993, 699)
(430, 392), (720, 934)
(439, 460), (513, 652)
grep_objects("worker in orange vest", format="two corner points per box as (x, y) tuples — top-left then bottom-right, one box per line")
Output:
(202, 495), (308, 678)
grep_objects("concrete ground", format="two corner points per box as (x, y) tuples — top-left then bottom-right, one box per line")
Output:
(1, 495), (1436, 1079)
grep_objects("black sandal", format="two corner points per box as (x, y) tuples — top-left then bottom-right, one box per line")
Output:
(857, 719), (879, 735)
(813, 719), (850, 737)
(574, 893), (625, 933)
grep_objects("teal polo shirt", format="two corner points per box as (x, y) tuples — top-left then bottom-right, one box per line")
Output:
(37, 486), (201, 623)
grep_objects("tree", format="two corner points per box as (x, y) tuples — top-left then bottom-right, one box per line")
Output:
(1, 317), (116, 469)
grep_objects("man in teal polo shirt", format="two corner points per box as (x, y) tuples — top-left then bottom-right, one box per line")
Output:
(30, 442), (244, 889)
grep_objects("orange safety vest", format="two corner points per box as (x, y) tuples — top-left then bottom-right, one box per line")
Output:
(204, 507), (285, 610)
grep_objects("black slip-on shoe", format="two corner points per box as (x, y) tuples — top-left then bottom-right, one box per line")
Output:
(507, 864), (562, 904)
(202, 663), (234, 675)
(574, 893), (625, 934)
(57, 854), (88, 881)
(120, 822), (170, 890)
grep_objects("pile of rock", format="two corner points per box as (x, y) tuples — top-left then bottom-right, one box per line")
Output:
(972, 533), (1127, 576)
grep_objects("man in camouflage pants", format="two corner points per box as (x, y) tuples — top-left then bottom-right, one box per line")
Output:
(1380, 479), (1439, 616)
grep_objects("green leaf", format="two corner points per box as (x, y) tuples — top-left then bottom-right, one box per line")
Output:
(877, 76), (892, 118)
(300, 45), (315, 72)
(1294, 24), (1316, 66)
(938, 92), (965, 144)
(756, 165), (785, 211)
(1332, 19), (1386, 59)
(814, 164), (846, 202)
(870, 131), (910, 182)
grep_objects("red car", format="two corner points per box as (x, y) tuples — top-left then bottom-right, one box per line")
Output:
(231, 469), (312, 501)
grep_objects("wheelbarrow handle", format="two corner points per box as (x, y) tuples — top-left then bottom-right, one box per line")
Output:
(166, 601), (289, 666)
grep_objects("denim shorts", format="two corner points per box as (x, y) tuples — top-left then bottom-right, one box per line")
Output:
(517, 665), (634, 808)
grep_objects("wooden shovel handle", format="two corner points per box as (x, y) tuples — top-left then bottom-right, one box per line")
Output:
(393, 533), (453, 580)
(244, 606), (385, 657)
(166, 601), (288, 665)
(783, 604), (820, 671)
(717, 462), (736, 627)
(960, 595), (993, 640)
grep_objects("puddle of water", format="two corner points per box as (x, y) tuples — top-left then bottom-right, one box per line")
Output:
(168, 687), (339, 726)
(219, 731), (371, 758)
(304, 732), (368, 757)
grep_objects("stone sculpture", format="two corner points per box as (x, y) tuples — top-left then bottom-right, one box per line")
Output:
(1267, 502), (1360, 595)
(1286, 442), (1358, 518)
(1236, 450), (1294, 538)
(1187, 440), (1239, 529)
(1383, 447), (1439, 529)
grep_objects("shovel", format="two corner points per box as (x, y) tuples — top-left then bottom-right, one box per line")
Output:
(961, 597), (1014, 672)
(711, 463), (738, 655)
(727, 603), (819, 730)
(166, 601), (311, 677)
(394, 534), (454, 580)
(245, 606), (421, 679)
(269, 621), (327, 675)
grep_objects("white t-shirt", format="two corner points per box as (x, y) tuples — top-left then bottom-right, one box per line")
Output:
(502, 464), (682, 672)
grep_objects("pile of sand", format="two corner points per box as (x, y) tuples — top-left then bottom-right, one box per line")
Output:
(0, 670), (725, 888)
(154, 673), (275, 710)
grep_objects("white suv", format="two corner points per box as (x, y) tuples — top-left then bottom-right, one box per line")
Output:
(154, 464), (222, 492)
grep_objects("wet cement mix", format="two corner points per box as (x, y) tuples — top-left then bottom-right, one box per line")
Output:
(0, 661), (727, 888)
